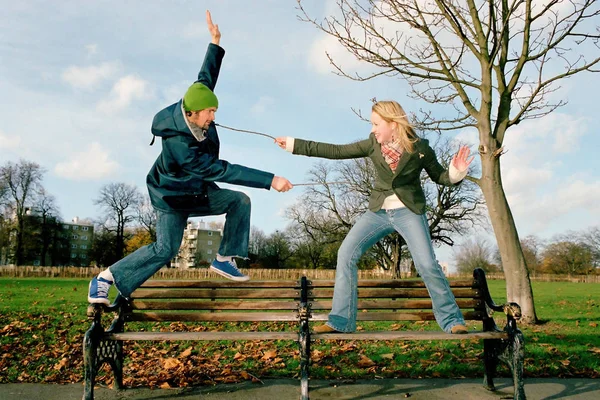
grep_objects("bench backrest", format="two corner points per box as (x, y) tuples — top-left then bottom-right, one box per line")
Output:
(125, 276), (488, 325)
(127, 280), (302, 323)
(306, 278), (487, 323)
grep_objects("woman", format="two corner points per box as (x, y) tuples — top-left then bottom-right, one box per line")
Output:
(275, 100), (473, 334)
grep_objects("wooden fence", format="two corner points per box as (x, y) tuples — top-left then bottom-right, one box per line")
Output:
(0, 266), (598, 282)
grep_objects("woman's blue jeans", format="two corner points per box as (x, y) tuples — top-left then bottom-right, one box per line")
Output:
(109, 187), (250, 298)
(327, 208), (465, 333)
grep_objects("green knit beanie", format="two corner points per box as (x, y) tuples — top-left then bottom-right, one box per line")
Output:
(183, 82), (219, 111)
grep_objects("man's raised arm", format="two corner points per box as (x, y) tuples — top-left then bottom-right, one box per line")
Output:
(196, 10), (224, 91)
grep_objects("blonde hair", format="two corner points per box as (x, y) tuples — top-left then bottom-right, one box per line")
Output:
(372, 100), (418, 153)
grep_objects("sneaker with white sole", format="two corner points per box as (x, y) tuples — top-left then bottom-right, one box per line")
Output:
(210, 259), (250, 282)
(88, 276), (113, 305)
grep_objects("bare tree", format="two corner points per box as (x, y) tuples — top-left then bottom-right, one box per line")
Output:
(298, 0), (600, 323)
(32, 189), (61, 266)
(577, 226), (600, 270)
(453, 237), (499, 275)
(519, 235), (544, 278)
(0, 160), (45, 265)
(249, 226), (269, 257)
(135, 195), (157, 241)
(0, 212), (10, 265)
(94, 183), (142, 260)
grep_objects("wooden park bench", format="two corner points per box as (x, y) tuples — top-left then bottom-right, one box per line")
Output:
(83, 268), (525, 400)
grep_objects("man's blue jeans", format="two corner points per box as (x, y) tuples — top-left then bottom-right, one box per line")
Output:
(109, 187), (250, 298)
(327, 208), (466, 333)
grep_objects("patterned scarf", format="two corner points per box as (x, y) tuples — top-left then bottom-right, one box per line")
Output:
(380, 140), (404, 172)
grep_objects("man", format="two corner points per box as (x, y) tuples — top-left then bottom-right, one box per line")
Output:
(88, 10), (293, 305)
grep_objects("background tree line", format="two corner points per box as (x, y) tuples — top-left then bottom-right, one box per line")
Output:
(2, 150), (599, 277)
(0, 160), (156, 267)
(454, 228), (600, 277)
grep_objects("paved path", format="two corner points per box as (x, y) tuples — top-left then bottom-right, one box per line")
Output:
(2, 378), (599, 399)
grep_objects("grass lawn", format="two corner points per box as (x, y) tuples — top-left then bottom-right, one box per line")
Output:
(0, 277), (599, 387)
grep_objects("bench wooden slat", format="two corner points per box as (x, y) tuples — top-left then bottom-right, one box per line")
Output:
(311, 330), (509, 340)
(131, 298), (479, 311)
(140, 280), (299, 289)
(132, 300), (300, 311)
(308, 279), (474, 288)
(310, 311), (484, 321)
(309, 288), (478, 299)
(310, 299), (479, 310)
(108, 331), (299, 341)
(128, 312), (299, 322)
(132, 288), (300, 299)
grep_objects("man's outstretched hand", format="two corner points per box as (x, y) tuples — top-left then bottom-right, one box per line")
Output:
(271, 176), (293, 192)
(206, 10), (221, 45)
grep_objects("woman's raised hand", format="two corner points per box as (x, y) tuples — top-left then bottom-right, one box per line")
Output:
(451, 145), (474, 172)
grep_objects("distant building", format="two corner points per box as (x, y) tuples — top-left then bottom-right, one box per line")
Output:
(172, 220), (222, 268)
(62, 216), (94, 267)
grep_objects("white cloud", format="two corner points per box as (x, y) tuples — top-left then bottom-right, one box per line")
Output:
(250, 96), (274, 115)
(62, 61), (121, 90)
(0, 130), (21, 150)
(493, 113), (595, 232)
(97, 75), (152, 113)
(54, 142), (119, 180)
(513, 176), (600, 233)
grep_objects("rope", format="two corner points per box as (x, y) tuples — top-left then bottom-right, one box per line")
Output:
(215, 123), (351, 188)
(291, 181), (350, 186)
(215, 123), (276, 141)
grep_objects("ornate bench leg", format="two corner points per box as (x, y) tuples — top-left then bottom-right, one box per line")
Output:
(108, 340), (124, 390)
(298, 276), (311, 400)
(299, 329), (310, 400)
(482, 338), (500, 391)
(82, 305), (125, 400)
(506, 331), (526, 400)
(82, 327), (98, 400)
(495, 330), (526, 400)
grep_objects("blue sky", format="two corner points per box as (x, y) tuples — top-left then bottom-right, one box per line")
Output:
(1, 0), (599, 268)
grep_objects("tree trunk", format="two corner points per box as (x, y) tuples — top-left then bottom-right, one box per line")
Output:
(479, 152), (538, 324)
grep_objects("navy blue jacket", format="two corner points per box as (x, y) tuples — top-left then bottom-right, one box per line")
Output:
(146, 44), (274, 212)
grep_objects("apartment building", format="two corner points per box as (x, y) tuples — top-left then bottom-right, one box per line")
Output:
(62, 216), (94, 266)
(172, 220), (222, 268)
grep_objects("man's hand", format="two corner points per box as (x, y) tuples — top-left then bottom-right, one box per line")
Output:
(206, 10), (221, 45)
(271, 176), (293, 192)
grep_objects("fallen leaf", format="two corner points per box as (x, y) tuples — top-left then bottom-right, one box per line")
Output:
(53, 358), (69, 371)
(180, 347), (193, 358)
(588, 347), (600, 354)
(261, 350), (277, 360)
(163, 358), (182, 370)
(358, 355), (375, 367)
